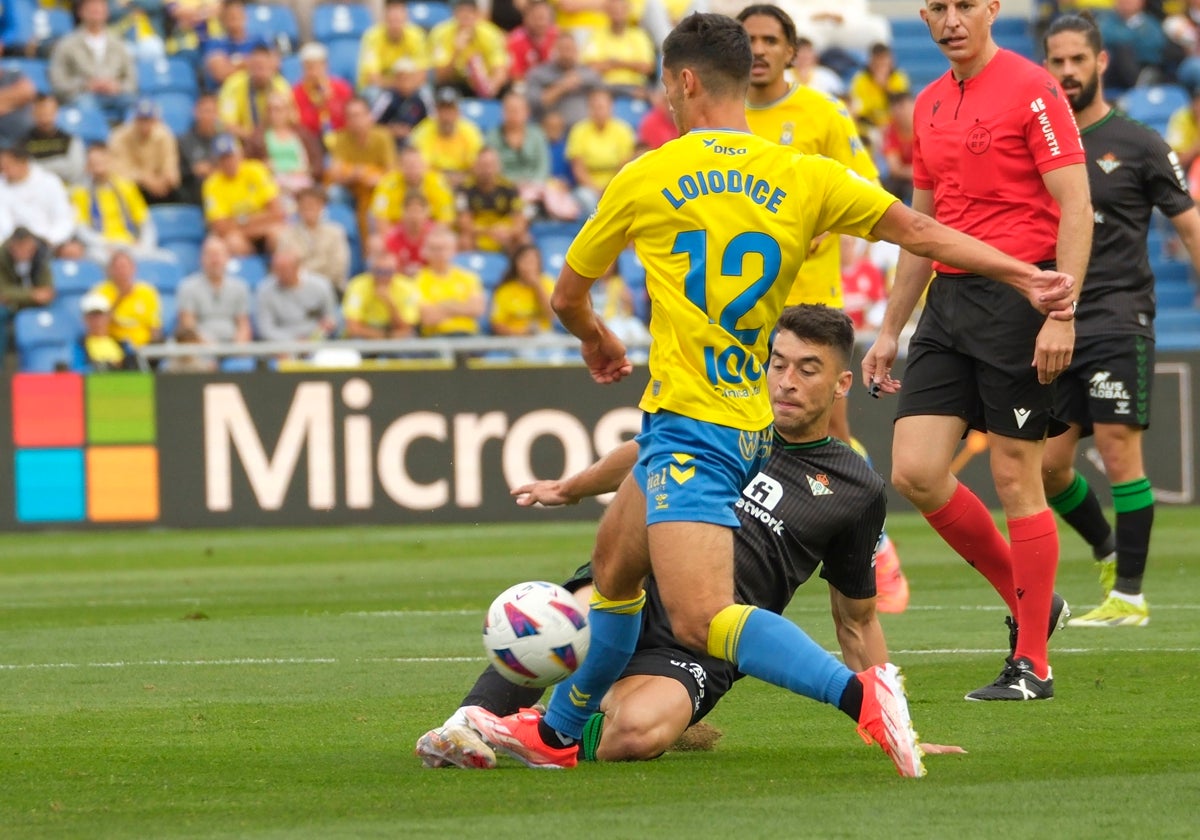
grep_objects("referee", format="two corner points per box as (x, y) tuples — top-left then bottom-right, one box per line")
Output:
(1042, 15), (1200, 627)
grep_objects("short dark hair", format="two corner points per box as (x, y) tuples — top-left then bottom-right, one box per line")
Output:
(296, 185), (327, 203)
(775, 304), (855, 367)
(662, 13), (752, 98)
(736, 4), (798, 48)
(1043, 11), (1104, 55)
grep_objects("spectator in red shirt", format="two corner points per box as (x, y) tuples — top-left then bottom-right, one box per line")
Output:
(881, 91), (914, 204)
(839, 235), (888, 331)
(636, 87), (679, 152)
(507, 0), (558, 81)
(384, 192), (435, 276)
(292, 43), (354, 138)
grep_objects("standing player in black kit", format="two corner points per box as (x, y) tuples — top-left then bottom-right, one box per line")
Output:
(1041, 14), (1200, 628)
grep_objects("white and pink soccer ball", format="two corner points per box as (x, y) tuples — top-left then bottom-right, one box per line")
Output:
(482, 581), (590, 687)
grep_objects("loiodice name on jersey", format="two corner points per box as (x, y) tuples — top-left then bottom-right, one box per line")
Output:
(660, 167), (787, 214)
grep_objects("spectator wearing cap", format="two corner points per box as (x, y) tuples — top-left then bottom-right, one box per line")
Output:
(255, 248), (339, 341)
(176, 235), (253, 344)
(0, 60), (36, 150)
(203, 0), (256, 88)
(358, 0), (430, 99)
(48, 0), (137, 125)
(581, 0), (657, 99)
(243, 92), (324, 201)
(71, 143), (168, 263)
(0, 145), (77, 253)
(429, 0), (511, 99)
(178, 94), (225, 205)
(0, 227), (56, 356)
(414, 225), (484, 337)
(325, 96), (396, 244)
(217, 40), (292, 141)
(201, 133), (287, 255)
(77, 291), (143, 371)
(455, 147), (526, 254)
(506, 0), (558, 82)
(278, 186), (352, 292)
(342, 248), (421, 339)
(88, 249), (163, 347)
(22, 94), (86, 186)
(370, 58), (430, 149)
(848, 43), (910, 133)
(524, 34), (602, 129)
(108, 98), (183, 204)
(293, 43), (354, 139)
(409, 87), (484, 188)
(565, 87), (635, 214)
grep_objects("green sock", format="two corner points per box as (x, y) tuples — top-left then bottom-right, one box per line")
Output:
(579, 713), (605, 762)
(1112, 477), (1154, 595)
(1048, 472), (1114, 556)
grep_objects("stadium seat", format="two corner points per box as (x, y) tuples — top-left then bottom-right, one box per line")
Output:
(159, 292), (177, 337)
(245, 3), (300, 51)
(14, 305), (79, 372)
(137, 257), (185, 293)
(613, 97), (649, 129)
(0, 57), (50, 94)
(152, 91), (197, 135)
(51, 258), (105, 295)
(409, 0), (452, 30)
(326, 37), (361, 84)
(313, 3), (374, 41)
(1156, 282), (1194, 309)
(617, 249), (645, 286)
(529, 219), (583, 240)
(137, 56), (199, 96)
(220, 355), (258, 372)
(537, 235), (574, 274)
(151, 204), (207, 246)
(460, 97), (502, 133)
(57, 103), (110, 145)
(1153, 260), (1192, 286)
(226, 254), (268, 288)
(164, 241), (201, 274)
(1156, 309), (1200, 332)
(31, 7), (72, 42)
(889, 19), (932, 41)
(1119, 85), (1189, 136)
(325, 200), (360, 245)
(280, 54), (302, 85)
(454, 251), (508, 290)
(899, 56), (948, 89)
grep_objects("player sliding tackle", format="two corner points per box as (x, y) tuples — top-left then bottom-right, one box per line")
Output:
(464, 13), (1076, 773)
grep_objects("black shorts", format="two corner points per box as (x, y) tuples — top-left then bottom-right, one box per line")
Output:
(897, 271), (1062, 439)
(619, 646), (740, 726)
(1054, 333), (1154, 436)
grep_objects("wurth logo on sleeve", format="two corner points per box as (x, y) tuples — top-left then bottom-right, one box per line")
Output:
(1030, 98), (1062, 157)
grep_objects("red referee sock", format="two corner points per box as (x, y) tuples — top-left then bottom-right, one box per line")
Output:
(1008, 510), (1059, 679)
(924, 483), (1017, 614)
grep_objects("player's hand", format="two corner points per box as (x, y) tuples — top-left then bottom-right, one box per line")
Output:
(1033, 317), (1074, 384)
(1025, 269), (1075, 316)
(580, 326), (632, 384)
(511, 480), (579, 507)
(861, 333), (901, 397)
(921, 743), (967, 755)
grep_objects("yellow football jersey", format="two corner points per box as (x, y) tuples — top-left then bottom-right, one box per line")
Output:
(566, 129), (896, 431)
(746, 84), (880, 308)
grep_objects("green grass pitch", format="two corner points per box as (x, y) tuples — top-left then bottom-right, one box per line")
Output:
(2, 509), (1199, 838)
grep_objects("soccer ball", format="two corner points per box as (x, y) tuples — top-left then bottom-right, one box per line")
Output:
(482, 581), (590, 687)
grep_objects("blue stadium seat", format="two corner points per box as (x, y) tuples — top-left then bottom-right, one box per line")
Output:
(1153, 260), (1192, 286)
(409, 0), (452, 30)
(152, 91), (197, 134)
(899, 56), (948, 90)
(137, 56), (199, 96)
(151, 204), (207, 246)
(1156, 309), (1200, 331)
(454, 251), (508, 290)
(313, 3), (374, 41)
(280, 54), (302, 85)
(1119, 85), (1189, 136)
(164, 241), (202, 274)
(14, 304), (79, 372)
(537, 235), (574, 274)
(220, 355), (258, 372)
(530, 219), (583, 240)
(617, 249), (645, 286)
(326, 37), (361, 84)
(51, 258), (105, 295)
(1156, 282), (1194, 309)
(889, 19), (932, 41)
(0, 57), (50, 94)
(613, 97), (649, 129)
(226, 254), (268, 288)
(325, 201), (360, 245)
(158, 291), (177, 337)
(245, 3), (300, 50)
(57, 103), (110, 144)
(460, 97), (502, 133)
(137, 257), (185, 293)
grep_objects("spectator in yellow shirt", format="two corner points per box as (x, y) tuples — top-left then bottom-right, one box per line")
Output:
(414, 225), (485, 336)
(409, 87), (485, 188)
(489, 243), (555, 336)
(325, 97), (397, 241)
(342, 249), (422, 339)
(358, 0), (430, 97)
(581, 0), (657, 97)
(371, 145), (457, 234)
(1167, 90), (1200, 170)
(848, 43), (911, 133)
(89, 249), (162, 347)
(201, 134), (287, 255)
(429, 0), (510, 98)
(565, 87), (636, 212)
(71, 144), (162, 263)
(217, 42), (293, 141)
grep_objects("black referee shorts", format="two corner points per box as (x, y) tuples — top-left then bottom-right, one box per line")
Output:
(897, 271), (1064, 440)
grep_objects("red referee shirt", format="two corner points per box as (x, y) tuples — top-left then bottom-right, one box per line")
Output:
(912, 49), (1085, 274)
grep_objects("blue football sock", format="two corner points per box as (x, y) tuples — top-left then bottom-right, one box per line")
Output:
(543, 590), (645, 740)
(710, 604), (853, 706)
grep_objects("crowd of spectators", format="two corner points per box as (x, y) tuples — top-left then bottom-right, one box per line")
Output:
(0, 0), (1194, 372)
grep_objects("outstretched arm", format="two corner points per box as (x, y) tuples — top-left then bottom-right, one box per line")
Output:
(512, 440), (639, 506)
